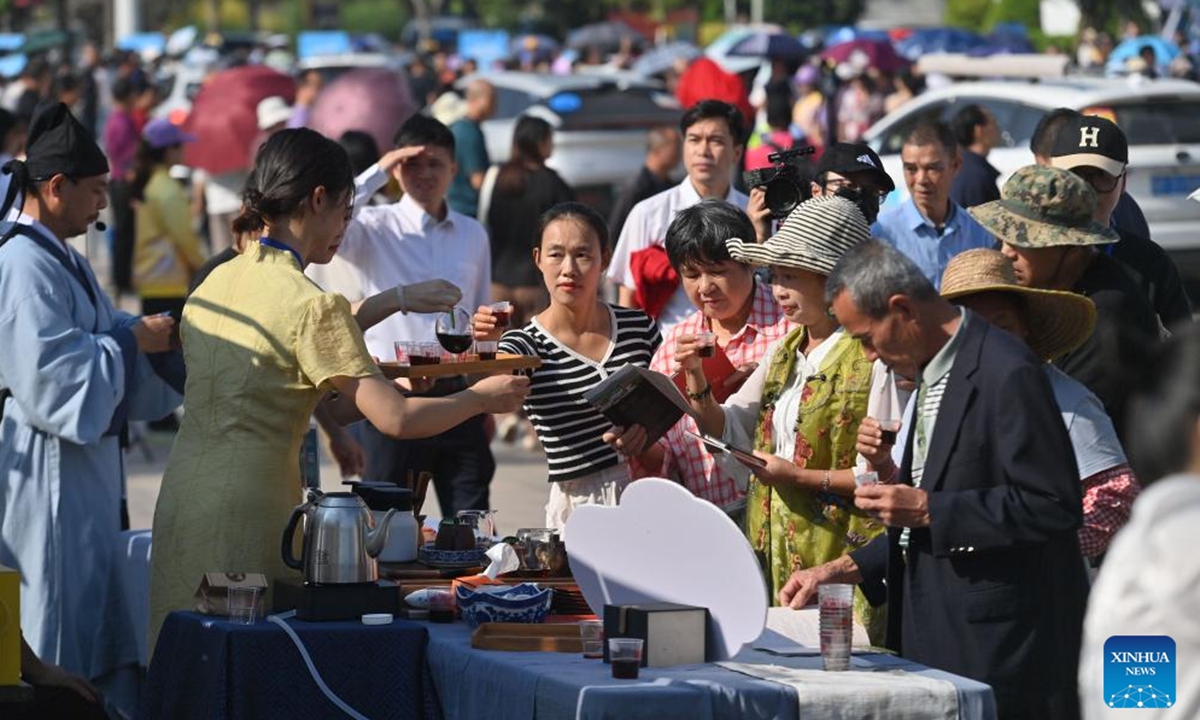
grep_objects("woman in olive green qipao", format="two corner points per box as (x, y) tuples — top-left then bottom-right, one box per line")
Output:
(677, 196), (910, 643)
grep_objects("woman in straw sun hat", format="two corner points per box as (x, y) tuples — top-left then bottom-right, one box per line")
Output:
(676, 194), (909, 640)
(940, 248), (1140, 563)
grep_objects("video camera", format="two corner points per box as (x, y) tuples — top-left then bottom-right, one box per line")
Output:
(742, 145), (817, 220)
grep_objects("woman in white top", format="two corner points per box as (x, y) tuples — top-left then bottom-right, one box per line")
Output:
(1079, 325), (1200, 717)
(676, 196), (906, 640)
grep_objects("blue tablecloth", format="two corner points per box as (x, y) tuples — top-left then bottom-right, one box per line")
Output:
(140, 611), (440, 720)
(424, 621), (997, 720)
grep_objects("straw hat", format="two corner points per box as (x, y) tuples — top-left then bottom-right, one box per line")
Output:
(969, 165), (1118, 249)
(726, 195), (869, 276)
(940, 248), (1096, 361)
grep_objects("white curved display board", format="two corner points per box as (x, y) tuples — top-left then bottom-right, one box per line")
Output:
(565, 478), (768, 661)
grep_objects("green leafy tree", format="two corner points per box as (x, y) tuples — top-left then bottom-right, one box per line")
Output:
(984, 0), (1040, 30)
(764, 0), (865, 30)
(341, 0), (408, 37)
(944, 0), (992, 32)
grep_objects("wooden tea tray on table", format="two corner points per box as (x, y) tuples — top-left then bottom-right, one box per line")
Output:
(379, 353), (541, 379)
(471, 622), (584, 653)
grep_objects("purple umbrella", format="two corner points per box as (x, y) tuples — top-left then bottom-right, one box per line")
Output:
(308, 68), (417, 155)
(821, 39), (910, 73)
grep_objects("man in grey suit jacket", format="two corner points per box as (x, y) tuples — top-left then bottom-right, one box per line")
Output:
(781, 240), (1088, 720)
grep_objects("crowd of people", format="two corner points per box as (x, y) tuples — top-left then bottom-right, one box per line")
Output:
(0, 23), (1198, 720)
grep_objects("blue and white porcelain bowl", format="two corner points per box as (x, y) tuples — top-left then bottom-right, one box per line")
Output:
(419, 543), (487, 568)
(455, 583), (554, 628)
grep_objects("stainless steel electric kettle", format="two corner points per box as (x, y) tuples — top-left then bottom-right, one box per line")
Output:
(281, 491), (396, 584)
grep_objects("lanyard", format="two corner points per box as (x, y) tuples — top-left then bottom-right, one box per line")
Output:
(259, 237), (304, 269)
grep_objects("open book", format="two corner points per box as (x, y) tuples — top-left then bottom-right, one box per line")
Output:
(583, 364), (696, 447)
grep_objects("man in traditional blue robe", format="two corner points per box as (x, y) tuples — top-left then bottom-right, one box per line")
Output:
(0, 101), (182, 684)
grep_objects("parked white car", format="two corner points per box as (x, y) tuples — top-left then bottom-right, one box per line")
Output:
(863, 77), (1200, 293)
(456, 71), (682, 215)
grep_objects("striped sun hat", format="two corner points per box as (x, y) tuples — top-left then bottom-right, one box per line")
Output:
(726, 195), (870, 276)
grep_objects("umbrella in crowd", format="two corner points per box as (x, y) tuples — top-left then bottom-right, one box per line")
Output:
(632, 41), (701, 77)
(566, 21), (646, 54)
(309, 68), (418, 156)
(727, 31), (809, 63)
(183, 65), (295, 175)
(969, 35), (1035, 56)
(1106, 35), (1181, 71)
(512, 34), (559, 57)
(823, 26), (891, 47)
(895, 27), (989, 60)
(821, 39), (910, 73)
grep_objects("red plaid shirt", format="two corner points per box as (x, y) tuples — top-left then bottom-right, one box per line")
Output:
(646, 280), (794, 507)
(1080, 463), (1141, 560)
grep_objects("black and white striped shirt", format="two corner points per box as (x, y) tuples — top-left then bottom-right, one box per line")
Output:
(499, 305), (661, 482)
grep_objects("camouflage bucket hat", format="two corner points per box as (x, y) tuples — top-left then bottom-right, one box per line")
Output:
(968, 165), (1119, 248)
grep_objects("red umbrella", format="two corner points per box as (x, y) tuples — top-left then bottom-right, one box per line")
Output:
(820, 39), (910, 74)
(183, 65), (295, 175)
(308, 68), (417, 155)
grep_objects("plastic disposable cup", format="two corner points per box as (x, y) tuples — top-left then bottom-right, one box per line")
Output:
(490, 301), (513, 329)
(394, 340), (418, 366)
(580, 620), (604, 659)
(695, 332), (716, 358)
(819, 584), (853, 671)
(428, 589), (455, 624)
(228, 586), (260, 625)
(879, 419), (902, 446)
(609, 638), (644, 679)
(476, 340), (499, 361)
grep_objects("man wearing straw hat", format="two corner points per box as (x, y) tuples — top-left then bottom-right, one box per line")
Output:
(970, 164), (1159, 441)
(940, 248), (1141, 563)
(780, 238), (1088, 720)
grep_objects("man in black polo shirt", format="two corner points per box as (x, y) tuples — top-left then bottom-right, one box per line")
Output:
(949, 104), (1001, 208)
(607, 125), (681, 241)
(1048, 114), (1192, 328)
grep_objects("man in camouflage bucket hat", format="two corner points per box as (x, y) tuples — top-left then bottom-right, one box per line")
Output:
(970, 164), (1159, 442)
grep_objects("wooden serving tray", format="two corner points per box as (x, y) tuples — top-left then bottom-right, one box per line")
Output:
(471, 622), (583, 653)
(379, 353), (541, 379)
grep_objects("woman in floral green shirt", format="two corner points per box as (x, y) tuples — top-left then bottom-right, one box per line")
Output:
(677, 196), (909, 642)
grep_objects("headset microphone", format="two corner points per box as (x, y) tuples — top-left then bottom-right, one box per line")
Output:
(94, 220), (106, 232)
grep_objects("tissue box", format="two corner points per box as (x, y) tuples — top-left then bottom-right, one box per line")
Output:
(0, 564), (18, 685)
(602, 602), (708, 667)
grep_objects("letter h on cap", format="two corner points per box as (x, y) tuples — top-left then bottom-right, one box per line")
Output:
(1079, 126), (1101, 149)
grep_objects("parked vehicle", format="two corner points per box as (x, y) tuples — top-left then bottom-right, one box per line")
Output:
(455, 71), (682, 215)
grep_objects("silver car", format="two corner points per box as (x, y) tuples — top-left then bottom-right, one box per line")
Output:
(456, 71), (682, 214)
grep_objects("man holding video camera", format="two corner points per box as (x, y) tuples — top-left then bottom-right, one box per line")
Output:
(746, 142), (895, 242)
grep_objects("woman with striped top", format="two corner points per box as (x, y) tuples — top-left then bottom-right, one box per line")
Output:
(474, 203), (661, 530)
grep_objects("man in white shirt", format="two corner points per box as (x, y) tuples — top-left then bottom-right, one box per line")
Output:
(308, 114), (495, 517)
(608, 100), (748, 332)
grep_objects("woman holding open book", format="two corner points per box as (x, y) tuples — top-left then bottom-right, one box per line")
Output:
(473, 203), (661, 532)
(677, 196), (908, 642)
(607, 200), (793, 521)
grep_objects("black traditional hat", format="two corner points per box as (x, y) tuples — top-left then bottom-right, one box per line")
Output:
(21, 101), (109, 180)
